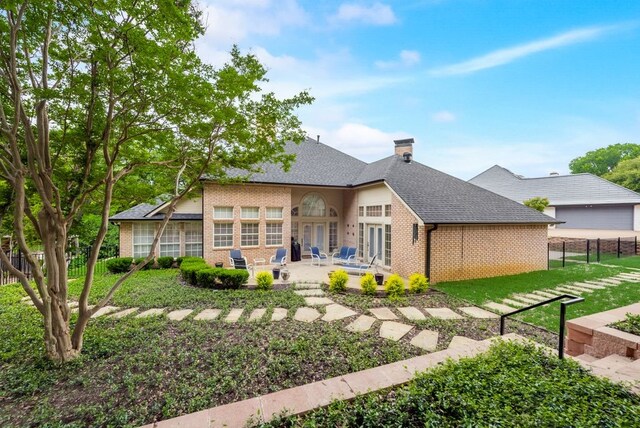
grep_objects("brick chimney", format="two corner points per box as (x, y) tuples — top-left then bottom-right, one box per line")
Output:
(394, 138), (414, 156)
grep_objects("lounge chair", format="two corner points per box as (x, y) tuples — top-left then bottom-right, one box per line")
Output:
(344, 255), (377, 275)
(269, 248), (287, 266)
(310, 246), (328, 266)
(332, 246), (356, 265)
(229, 249), (250, 270)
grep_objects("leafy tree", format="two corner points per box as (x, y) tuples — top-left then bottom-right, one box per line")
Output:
(569, 143), (640, 176)
(523, 197), (549, 212)
(0, 0), (312, 361)
(604, 157), (640, 193)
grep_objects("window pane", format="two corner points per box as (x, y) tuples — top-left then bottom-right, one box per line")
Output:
(302, 193), (326, 217)
(213, 206), (233, 219)
(266, 223), (283, 246)
(241, 207), (259, 219)
(385, 224), (391, 266)
(185, 222), (202, 244)
(329, 221), (338, 252)
(385, 204), (391, 217)
(213, 223), (233, 248)
(291, 207), (299, 217)
(185, 243), (203, 257)
(291, 222), (299, 241)
(266, 207), (283, 219)
(133, 222), (156, 258)
(241, 222), (259, 246)
(358, 206), (364, 217)
(366, 205), (382, 217)
(329, 208), (338, 217)
(358, 223), (364, 258)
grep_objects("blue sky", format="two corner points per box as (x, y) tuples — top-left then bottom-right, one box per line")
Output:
(197, 0), (640, 179)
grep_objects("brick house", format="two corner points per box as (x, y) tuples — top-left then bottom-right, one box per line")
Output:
(110, 138), (556, 283)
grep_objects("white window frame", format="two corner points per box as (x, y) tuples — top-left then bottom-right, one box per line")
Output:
(213, 222), (234, 248)
(266, 207), (283, 220)
(213, 206), (234, 220)
(265, 222), (283, 247)
(159, 222), (180, 258)
(241, 207), (260, 220)
(241, 222), (259, 247)
(133, 222), (156, 259)
(184, 222), (203, 257)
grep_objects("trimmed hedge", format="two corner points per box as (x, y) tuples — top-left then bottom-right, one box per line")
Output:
(181, 259), (249, 289)
(180, 260), (208, 285)
(133, 257), (152, 270)
(106, 257), (133, 274)
(217, 269), (249, 289)
(157, 256), (175, 269)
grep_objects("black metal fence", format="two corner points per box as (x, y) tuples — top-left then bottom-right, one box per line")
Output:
(548, 237), (638, 269)
(0, 245), (119, 286)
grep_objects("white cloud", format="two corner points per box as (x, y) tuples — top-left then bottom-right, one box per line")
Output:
(375, 49), (421, 69)
(331, 2), (397, 26)
(431, 110), (456, 123)
(430, 24), (626, 76)
(304, 123), (412, 161)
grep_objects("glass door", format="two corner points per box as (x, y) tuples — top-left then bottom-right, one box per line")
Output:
(367, 224), (384, 263)
(315, 223), (325, 252)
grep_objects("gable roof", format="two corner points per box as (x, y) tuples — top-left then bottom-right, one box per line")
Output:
(469, 165), (640, 206)
(110, 202), (202, 221)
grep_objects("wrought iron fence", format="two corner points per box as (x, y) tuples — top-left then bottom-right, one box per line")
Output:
(0, 245), (119, 286)
(548, 237), (637, 269)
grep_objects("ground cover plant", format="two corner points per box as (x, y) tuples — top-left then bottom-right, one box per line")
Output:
(261, 340), (640, 427)
(0, 281), (422, 427)
(610, 313), (640, 336)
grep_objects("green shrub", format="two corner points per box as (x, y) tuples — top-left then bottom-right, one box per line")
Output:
(105, 257), (133, 274)
(180, 260), (208, 285)
(217, 269), (249, 289)
(611, 312), (640, 336)
(329, 269), (349, 293)
(408, 273), (429, 293)
(360, 273), (377, 295)
(255, 271), (274, 291)
(157, 256), (175, 269)
(384, 274), (405, 300)
(195, 268), (223, 288)
(176, 256), (203, 267)
(133, 257), (152, 270)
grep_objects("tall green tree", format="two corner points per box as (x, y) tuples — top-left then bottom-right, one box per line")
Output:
(523, 196), (549, 212)
(569, 143), (640, 176)
(604, 157), (640, 193)
(0, 0), (312, 361)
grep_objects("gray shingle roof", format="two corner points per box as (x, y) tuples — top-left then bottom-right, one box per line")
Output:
(469, 165), (640, 206)
(109, 203), (202, 221)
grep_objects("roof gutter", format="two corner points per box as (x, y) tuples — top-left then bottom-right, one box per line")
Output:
(425, 224), (438, 281)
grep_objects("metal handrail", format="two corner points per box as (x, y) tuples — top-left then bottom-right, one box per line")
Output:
(499, 294), (584, 359)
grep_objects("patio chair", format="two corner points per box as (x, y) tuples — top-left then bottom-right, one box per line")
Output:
(310, 246), (328, 266)
(332, 246), (356, 265)
(269, 247), (287, 266)
(344, 255), (377, 275)
(229, 249), (248, 269)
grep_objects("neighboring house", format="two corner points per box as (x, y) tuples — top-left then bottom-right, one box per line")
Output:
(469, 165), (640, 231)
(110, 139), (555, 283)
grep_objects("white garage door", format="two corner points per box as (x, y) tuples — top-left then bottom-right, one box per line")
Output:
(555, 205), (633, 230)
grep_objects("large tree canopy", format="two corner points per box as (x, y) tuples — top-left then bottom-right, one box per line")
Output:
(604, 157), (640, 193)
(569, 143), (640, 176)
(0, 0), (312, 361)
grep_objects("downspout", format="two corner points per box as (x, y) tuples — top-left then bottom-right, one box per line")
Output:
(201, 186), (205, 259)
(425, 224), (438, 280)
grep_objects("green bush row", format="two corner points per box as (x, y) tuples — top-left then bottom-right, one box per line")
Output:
(106, 256), (177, 273)
(179, 258), (249, 289)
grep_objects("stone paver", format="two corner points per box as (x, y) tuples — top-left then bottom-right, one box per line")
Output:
(523, 293), (548, 302)
(379, 321), (413, 341)
(501, 298), (527, 308)
(304, 297), (334, 306)
(108, 307), (139, 319)
(322, 304), (358, 322)
(459, 306), (500, 319)
(572, 282), (605, 290)
(168, 309), (194, 321)
(369, 307), (398, 320)
(558, 285), (592, 294)
(225, 308), (244, 323)
(424, 307), (464, 320)
(346, 315), (377, 332)
(136, 308), (165, 318)
(598, 278), (621, 285)
(397, 307), (426, 321)
(484, 302), (517, 314)
(20, 296), (31, 302)
(542, 289), (564, 296)
(294, 289), (325, 297)
(295, 283), (322, 289)
(410, 330), (438, 351)
(249, 308), (267, 321)
(71, 304), (95, 314)
(510, 295), (541, 305)
(532, 290), (559, 299)
(91, 306), (119, 318)
(68, 301), (79, 308)
(294, 307), (321, 323)
(271, 308), (288, 321)
(448, 336), (479, 349)
(194, 309), (221, 321)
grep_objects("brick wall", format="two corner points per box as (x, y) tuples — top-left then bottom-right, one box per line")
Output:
(390, 194), (426, 278)
(430, 224), (548, 283)
(119, 222), (133, 257)
(202, 183), (292, 266)
(342, 189), (358, 248)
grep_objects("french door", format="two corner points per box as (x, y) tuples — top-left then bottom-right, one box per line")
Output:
(302, 222), (327, 254)
(367, 225), (383, 263)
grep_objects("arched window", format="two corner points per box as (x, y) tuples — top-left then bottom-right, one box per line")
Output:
(329, 207), (338, 217)
(301, 193), (326, 217)
(291, 206), (299, 217)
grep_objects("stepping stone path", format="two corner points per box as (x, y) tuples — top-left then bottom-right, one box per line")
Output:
(448, 336), (478, 349)
(225, 308), (244, 323)
(424, 307), (464, 320)
(109, 308), (139, 318)
(136, 308), (165, 318)
(459, 307), (499, 319)
(304, 297), (334, 306)
(194, 309), (221, 321)
(510, 295), (540, 305)
(322, 304), (358, 322)
(346, 315), (377, 333)
(294, 307), (321, 323)
(532, 290), (558, 299)
(410, 330), (438, 351)
(369, 307), (398, 320)
(92, 306), (119, 318)
(379, 321), (413, 341)
(397, 307), (426, 321)
(501, 298), (527, 308)
(484, 302), (516, 314)
(168, 309), (193, 321)
(271, 308), (288, 321)
(249, 308), (267, 322)
(295, 283), (322, 289)
(294, 289), (325, 297)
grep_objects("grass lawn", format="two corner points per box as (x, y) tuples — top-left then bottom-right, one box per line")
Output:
(262, 340), (640, 427)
